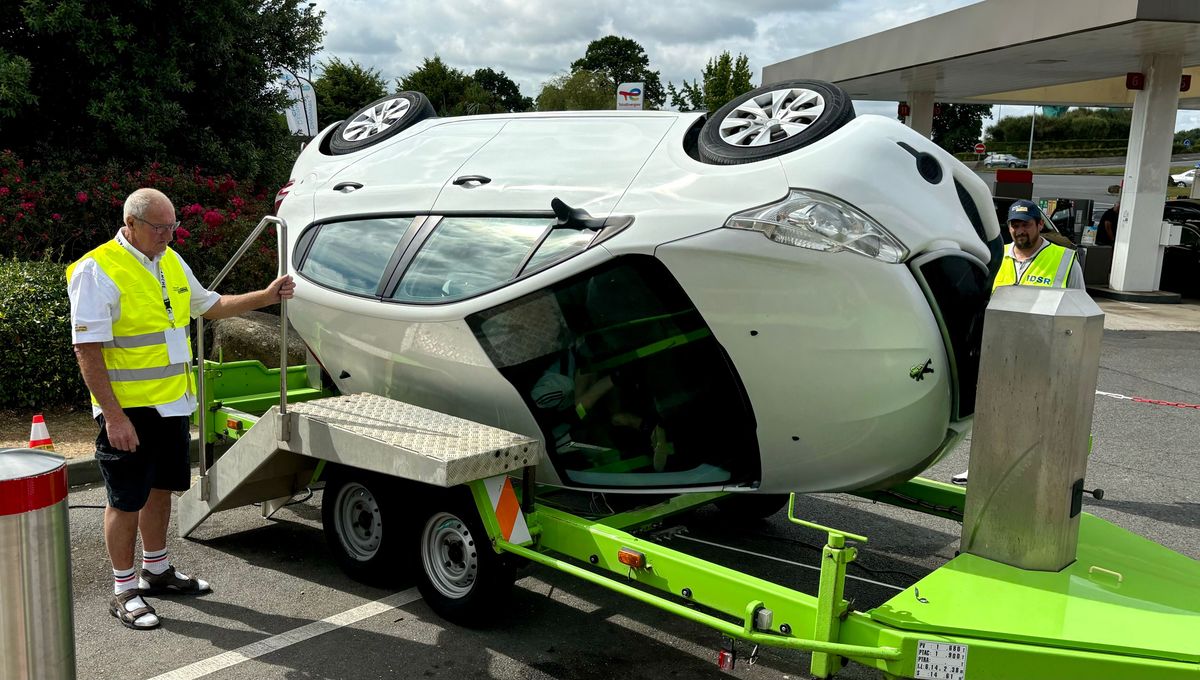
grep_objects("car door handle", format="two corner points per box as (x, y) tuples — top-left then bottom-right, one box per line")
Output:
(453, 175), (491, 188)
(333, 182), (363, 193)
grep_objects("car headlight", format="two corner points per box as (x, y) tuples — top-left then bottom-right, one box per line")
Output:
(724, 189), (909, 263)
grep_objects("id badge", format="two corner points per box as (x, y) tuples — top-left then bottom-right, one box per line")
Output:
(165, 326), (190, 364)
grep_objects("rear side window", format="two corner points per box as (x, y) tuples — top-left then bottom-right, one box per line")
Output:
(391, 217), (551, 302)
(299, 218), (413, 295)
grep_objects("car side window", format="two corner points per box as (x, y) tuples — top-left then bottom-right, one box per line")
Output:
(299, 217), (414, 295)
(522, 229), (596, 275)
(391, 217), (551, 302)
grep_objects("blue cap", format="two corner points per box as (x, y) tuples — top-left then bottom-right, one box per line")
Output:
(1007, 199), (1040, 223)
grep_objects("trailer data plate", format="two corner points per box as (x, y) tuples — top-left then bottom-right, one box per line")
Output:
(915, 641), (967, 680)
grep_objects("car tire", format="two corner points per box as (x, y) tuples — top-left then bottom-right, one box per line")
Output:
(322, 469), (409, 585)
(329, 92), (436, 155)
(1177, 181), (1187, 188)
(415, 485), (516, 627)
(715, 493), (791, 521)
(1007, 162), (1016, 168)
(697, 80), (855, 165)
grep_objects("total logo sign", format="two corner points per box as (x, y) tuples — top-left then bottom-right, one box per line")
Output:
(617, 81), (644, 110)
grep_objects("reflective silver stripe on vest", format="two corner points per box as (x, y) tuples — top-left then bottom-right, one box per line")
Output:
(107, 363), (188, 382)
(1052, 249), (1074, 287)
(102, 330), (167, 349)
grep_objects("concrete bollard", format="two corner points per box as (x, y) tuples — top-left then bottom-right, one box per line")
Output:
(0, 448), (76, 680)
(960, 287), (1104, 571)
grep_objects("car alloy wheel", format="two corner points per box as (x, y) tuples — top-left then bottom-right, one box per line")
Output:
(698, 79), (854, 165)
(329, 91), (436, 155)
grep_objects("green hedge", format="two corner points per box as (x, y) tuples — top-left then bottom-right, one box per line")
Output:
(0, 258), (86, 408)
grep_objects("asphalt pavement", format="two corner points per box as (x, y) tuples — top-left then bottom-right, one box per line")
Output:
(974, 171), (1122, 206)
(63, 321), (1199, 680)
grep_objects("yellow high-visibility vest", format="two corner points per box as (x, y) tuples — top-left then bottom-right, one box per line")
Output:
(67, 240), (193, 408)
(992, 242), (1075, 291)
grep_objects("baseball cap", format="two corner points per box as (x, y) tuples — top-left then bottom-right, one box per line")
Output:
(1007, 199), (1040, 223)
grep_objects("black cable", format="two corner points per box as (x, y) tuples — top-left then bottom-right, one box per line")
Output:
(69, 504), (107, 509)
(746, 529), (927, 584)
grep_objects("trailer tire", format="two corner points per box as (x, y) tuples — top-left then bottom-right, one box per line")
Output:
(715, 493), (790, 521)
(322, 470), (408, 586)
(415, 486), (516, 627)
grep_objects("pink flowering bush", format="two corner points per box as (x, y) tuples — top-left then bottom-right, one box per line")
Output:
(0, 150), (279, 294)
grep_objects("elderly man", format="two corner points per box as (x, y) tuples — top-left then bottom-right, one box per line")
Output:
(952, 199), (1086, 486)
(67, 188), (295, 630)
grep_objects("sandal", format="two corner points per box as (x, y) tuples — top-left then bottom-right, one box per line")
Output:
(109, 590), (159, 630)
(139, 565), (211, 595)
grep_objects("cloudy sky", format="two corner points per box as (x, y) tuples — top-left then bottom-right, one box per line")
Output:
(314, 0), (1200, 132)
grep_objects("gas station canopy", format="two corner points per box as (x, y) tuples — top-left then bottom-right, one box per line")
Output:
(763, 0), (1200, 108)
(763, 0), (1200, 298)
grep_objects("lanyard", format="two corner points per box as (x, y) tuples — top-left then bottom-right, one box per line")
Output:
(158, 266), (175, 323)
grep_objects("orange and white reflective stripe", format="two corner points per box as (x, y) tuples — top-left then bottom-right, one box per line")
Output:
(29, 414), (54, 451)
(483, 475), (531, 545)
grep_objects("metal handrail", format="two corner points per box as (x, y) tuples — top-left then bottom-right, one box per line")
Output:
(196, 215), (289, 501)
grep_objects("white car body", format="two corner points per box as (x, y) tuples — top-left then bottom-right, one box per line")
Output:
(276, 107), (1001, 494)
(1171, 169), (1195, 187)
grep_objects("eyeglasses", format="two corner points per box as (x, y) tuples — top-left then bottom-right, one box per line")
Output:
(133, 216), (181, 234)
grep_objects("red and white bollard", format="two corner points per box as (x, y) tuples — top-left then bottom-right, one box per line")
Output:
(0, 448), (75, 680)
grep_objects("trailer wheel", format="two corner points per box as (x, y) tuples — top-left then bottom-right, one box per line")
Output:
(415, 487), (515, 626)
(716, 493), (790, 521)
(322, 471), (407, 585)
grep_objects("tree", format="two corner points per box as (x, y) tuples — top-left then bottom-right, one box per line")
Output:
(536, 70), (613, 111)
(397, 56), (470, 116)
(932, 104), (992, 153)
(570, 36), (665, 109)
(314, 57), (388, 129)
(0, 50), (36, 119)
(668, 51), (754, 112)
(1, 0), (324, 184)
(398, 58), (533, 116)
(468, 68), (534, 113)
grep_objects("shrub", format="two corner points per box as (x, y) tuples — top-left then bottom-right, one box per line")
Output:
(0, 258), (86, 408)
(0, 150), (282, 296)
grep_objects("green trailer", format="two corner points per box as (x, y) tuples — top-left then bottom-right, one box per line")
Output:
(179, 358), (1200, 680)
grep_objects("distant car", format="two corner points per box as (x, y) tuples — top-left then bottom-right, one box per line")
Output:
(1170, 169), (1195, 187)
(984, 153), (1028, 169)
(277, 80), (1002, 497)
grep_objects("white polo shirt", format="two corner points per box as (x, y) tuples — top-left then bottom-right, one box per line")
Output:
(67, 229), (221, 417)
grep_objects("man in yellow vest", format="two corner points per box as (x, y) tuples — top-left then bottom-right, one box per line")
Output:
(991, 199), (1084, 291)
(953, 199), (1086, 486)
(68, 188), (295, 630)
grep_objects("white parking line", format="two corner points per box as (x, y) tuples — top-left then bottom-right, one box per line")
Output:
(148, 588), (422, 680)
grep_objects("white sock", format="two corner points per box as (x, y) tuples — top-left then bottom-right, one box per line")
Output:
(142, 548), (170, 575)
(114, 566), (159, 627)
(113, 566), (139, 595)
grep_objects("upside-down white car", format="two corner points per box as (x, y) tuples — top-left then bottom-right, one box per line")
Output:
(275, 80), (1002, 500)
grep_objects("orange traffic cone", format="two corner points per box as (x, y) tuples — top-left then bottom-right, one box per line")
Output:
(29, 414), (55, 451)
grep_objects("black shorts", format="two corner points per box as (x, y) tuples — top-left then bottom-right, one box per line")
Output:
(95, 408), (191, 512)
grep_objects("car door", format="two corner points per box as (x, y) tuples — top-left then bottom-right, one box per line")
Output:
(314, 119), (508, 220)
